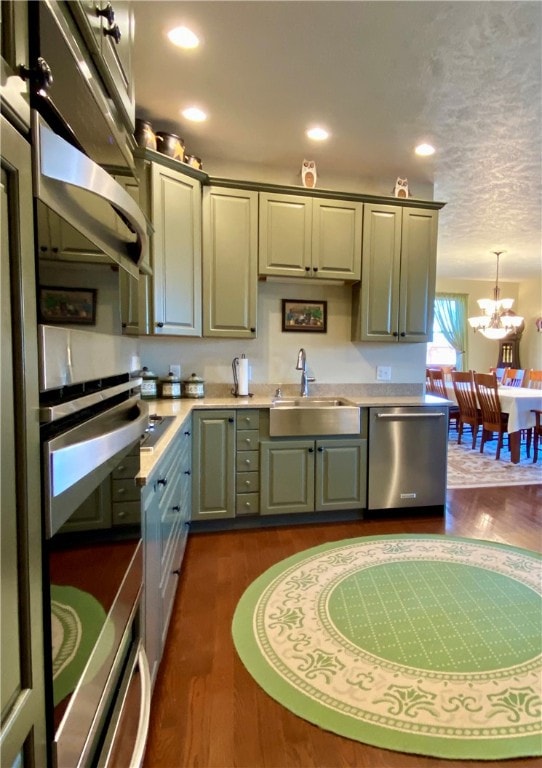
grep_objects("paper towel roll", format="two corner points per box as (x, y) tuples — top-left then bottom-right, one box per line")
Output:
(238, 357), (249, 396)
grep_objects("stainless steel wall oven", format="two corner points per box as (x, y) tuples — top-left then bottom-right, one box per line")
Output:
(39, 328), (150, 768)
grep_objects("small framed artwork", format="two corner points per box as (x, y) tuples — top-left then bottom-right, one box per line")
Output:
(282, 299), (327, 333)
(39, 286), (97, 325)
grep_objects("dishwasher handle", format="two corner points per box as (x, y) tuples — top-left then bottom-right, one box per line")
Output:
(375, 412), (447, 419)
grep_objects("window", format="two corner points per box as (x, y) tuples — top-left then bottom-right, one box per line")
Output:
(426, 294), (468, 370)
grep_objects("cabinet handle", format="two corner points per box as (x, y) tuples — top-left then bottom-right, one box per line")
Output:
(184, 430), (191, 436)
(228, 417), (234, 423)
(184, 470), (191, 475)
(245, 438), (252, 445)
(245, 501), (251, 508)
(96, 2), (115, 25)
(172, 568), (181, 575)
(172, 505), (180, 512)
(305, 266), (310, 272)
(250, 327), (256, 333)
(313, 267), (318, 272)
(51, 247), (59, 254)
(117, 488), (125, 494)
(392, 331), (399, 337)
(244, 459), (251, 465)
(245, 480), (251, 486)
(400, 331), (406, 337)
(103, 23), (122, 44)
(19, 57), (53, 92)
(158, 478), (167, 486)
(117, 510), (125, 518)
(317, 446), (324, 452)
(308, 447), (314, 453)
(156, 322), (164, 328)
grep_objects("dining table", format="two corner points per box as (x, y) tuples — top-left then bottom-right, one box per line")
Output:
(498, 387), (542, 464)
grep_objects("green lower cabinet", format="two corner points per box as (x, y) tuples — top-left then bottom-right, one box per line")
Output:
(192, 410), (236, 520)
(260, 437), (367, 516)
(315, 438), (367, 511)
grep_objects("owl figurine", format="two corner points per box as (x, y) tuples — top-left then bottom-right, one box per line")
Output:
(301, 160), (317, 188)
(393, 177), (410, 198)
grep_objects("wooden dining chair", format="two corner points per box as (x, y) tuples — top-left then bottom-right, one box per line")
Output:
(526, 370), (542, 390)
(451, 371), (482, 449)
(501, 368), (526, 387)
(473, 372), (509, 459)
(532, 410), (542, 462)
(429, 369), (459, 432)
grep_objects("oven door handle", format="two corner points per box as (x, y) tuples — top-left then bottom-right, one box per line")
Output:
(44, 396), (148, 537)
(131, 643), (152, 768)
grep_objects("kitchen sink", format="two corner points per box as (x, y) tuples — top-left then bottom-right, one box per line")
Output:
(270, 397), (360, 436)
(272, 397), (354, 408)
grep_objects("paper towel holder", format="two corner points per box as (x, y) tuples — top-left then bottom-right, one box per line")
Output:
(231, 354), (253, 398)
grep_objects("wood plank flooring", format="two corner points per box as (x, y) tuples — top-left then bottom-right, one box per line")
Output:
(144, 485), (542, 768)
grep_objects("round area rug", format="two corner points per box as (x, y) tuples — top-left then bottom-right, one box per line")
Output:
(232, 534), (542, 760)
(51, 585), (114, 706)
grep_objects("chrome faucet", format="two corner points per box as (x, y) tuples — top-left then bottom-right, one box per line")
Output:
(296, 348), (316, 396)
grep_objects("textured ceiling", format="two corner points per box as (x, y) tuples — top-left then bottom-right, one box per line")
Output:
(132, 1), (541, 281)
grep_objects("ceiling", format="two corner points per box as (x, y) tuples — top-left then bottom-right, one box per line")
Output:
(132, 1), (541, 282)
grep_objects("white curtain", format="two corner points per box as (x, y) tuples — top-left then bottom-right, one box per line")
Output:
(434, 293), (469, 371)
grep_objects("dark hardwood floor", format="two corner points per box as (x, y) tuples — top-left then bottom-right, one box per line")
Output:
(144, 485), (542, 768)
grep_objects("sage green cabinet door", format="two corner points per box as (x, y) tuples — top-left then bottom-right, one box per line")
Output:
(1, 117), (46, 767)
(315, 439), (367, 511)
(192, 411), (235, 520)
(312, 199), (362, 280)
(150, 163), (202, 336)
(0, 1), (30, 130)
(203, 187), (258, 338)
(260, 440), (315, 515)
(259, 192), (312, 277)
(352, 203), (438, 343)
(399, 207), (438, 342)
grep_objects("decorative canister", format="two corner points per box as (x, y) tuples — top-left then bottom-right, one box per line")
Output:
(182, 372), (205, 399)
(134, 118), (157, 150)
(185, 154), (203, 170)
(155, 131), (185, 162)
(140, 367), (158, 399)
(160, 371), (182, 399)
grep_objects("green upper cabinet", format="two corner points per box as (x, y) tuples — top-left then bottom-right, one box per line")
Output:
(352, 203), (438, 343)
(0, 1), (30, 131)
(69, 0), (135, 131)
(202, 186), (258, 338)
(137, 156), (202, 336)
(259, 192), (362, 280)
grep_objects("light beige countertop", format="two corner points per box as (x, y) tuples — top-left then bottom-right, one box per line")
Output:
(137, 392), (449, 485)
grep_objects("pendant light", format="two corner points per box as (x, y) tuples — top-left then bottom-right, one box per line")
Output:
(468, 251), (524, 340)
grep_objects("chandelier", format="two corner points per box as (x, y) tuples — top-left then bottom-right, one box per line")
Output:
(468, 251), (524, 340)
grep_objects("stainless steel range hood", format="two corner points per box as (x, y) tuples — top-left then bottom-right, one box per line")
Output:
(33, 114), (149, 278)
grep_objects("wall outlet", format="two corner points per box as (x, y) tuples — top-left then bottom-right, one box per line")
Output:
(376, 365), (392, 381)
(169, 364), (181, 378)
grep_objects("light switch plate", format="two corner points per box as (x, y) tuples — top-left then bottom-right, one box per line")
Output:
(376, 365), (392, 381)
(169, 364), (181, 378)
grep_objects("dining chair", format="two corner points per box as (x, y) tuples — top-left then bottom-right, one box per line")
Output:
(501, 368), (526, 387)
(532, 410), (542, 462)
(451, 371), (482, 449)
(429, 369), (459, 432)
(526, 370), (542, 390)
(474, 372), (509, 459)
(489, 367), (508, 384)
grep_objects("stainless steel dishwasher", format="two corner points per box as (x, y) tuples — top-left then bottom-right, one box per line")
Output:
(368, 406), (448, 510)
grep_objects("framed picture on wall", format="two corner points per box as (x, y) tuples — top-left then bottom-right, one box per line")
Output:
(282, 299), (327, 333)
(39, 286), (97, 325)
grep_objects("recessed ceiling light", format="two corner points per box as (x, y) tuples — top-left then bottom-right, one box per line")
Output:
(167, 26), (199, 49)
(182, 107), (207, 122)
(415, 143), (436, 156)
(306, 127), (330, 141)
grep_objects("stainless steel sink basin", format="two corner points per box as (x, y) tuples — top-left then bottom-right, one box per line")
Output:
(272, 397), (353, 408)
(270, 397), (360, 436)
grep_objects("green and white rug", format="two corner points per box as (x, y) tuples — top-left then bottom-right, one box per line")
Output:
(232, 535), (542, 760)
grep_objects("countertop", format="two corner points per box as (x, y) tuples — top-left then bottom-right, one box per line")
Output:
(137, 393), (450, 484)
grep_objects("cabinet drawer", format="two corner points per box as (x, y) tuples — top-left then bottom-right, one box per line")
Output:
(236, 492), (259, 516)
(237, 410), (260, 431)
(237, 472), (259, 494)
(112, 501), (140, 526)
(112, 477), (140, 502)
(236, 430), (259, 451)
(236, 450), (259, 472)
(112, 454), (140, 479)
